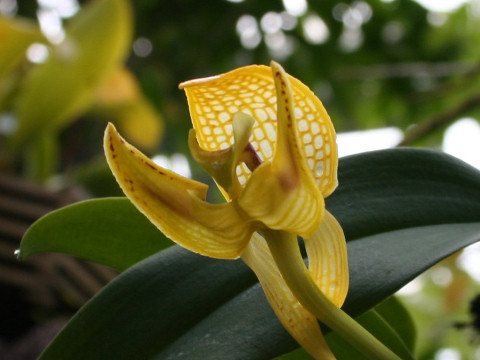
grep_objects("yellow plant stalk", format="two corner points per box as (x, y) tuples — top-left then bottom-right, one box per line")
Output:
(105, 61), (401, 359)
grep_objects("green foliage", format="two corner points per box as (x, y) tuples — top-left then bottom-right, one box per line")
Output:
(0, 0), (163, 180)
(4, 1), (480, 358)
(10, 0), (132, 156)
(375, 296), (416, 352)
(125, 0), (480, 151)
(281, 297), (417, 360)
(16, 0), (131, 138)
(20, 198), (171, 271)
(20, 148), (480, 359)
(328, 300), (415, 360)
(0, 16), (44, 78)
(3, 0), (480, 176)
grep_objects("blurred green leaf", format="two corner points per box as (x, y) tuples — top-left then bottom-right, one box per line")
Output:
(72, 156), (125, 198)
(0, 16), (44, 77)
(275, 348), (313, 360)
(10, 0), (132, 152)
(20, 198), (171, 271)
(24, 131), (58, 181)
(0, 16), (44, 113)
(27, 148), (480, 359)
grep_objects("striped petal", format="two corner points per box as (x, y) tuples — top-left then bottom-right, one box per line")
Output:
(305, 211), (349, 307)
(237, 62), (324, 238)
(242, 234), (336, 360)
(104, 123), (253, 259)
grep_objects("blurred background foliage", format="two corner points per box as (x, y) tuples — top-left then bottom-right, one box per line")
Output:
(1, 0), (480, 359)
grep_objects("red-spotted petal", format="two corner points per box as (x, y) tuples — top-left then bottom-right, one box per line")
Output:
(104, 123), (253, 259)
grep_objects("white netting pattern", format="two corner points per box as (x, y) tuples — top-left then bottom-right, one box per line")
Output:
(182, 65), (337, 195)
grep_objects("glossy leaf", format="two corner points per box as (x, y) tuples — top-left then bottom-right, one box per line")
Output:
(329, 310), (413, 359)
(36, 222), (480, 360)
(279, 297), (416, 360)
(326, 297), (416, 360)
(26, 148), (480, 359)
(374, 295), (416, 352)
(20, 198), (170, 271)
(153, 223), (480, 360)
(329, 148), (480, 240)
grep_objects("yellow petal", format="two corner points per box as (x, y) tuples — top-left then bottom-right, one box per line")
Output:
(242, 234), (336, 360)
(236, 63), (324, 238)
(104, 123), (253, 259)
(179, 62), (338, 196)
(305, 211), (349, 307)
(237, 161), (324, 238)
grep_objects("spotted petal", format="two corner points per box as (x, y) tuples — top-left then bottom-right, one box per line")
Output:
(242, 234), (336, 360)
(237, 62), (324, 238)
(104, 123), (253, 259)
(179, 62), (338, 197)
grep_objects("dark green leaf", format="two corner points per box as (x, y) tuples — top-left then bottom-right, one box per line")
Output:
(34, 149), (480, 359)
(328, 310), (414, 360)
(374, 296), (416, 352)
(20, 198), (170, 271)
(328, 148), (480, 240)
(153, 223), (480, 360)
(326, 297), (416, 360)
(277, 297), (416, 360)
(39, 246), (257, 360)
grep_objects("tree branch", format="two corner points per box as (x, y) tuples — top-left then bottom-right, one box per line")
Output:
(334, 61), (478, 80)
(399, 92), (480, 146)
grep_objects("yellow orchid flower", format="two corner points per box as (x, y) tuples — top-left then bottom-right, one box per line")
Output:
(104, 61), (401, 360)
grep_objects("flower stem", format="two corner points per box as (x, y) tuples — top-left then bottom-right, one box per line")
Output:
(262, 229), (402, 360)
